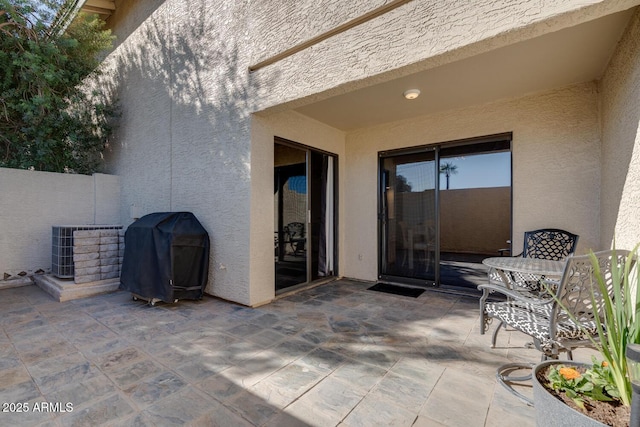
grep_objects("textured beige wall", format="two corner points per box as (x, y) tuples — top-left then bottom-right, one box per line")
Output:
(251, 111), (345, 305)
(0, 169), (120, 277)
(100, 1), (255, 304)
(249, 0), (639, 114)
(600, 10), (640, 250)
(344, 83), (600, 281)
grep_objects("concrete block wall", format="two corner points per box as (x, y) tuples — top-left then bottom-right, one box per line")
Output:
(73, 230), (124, 284)
(0, 168), (120, 280)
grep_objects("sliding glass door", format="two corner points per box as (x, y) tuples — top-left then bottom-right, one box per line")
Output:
(438, 141), (512, 288)
(379, 134), (511, 290)
(379, 149), (437, 284)
(275, 140), (337, 292)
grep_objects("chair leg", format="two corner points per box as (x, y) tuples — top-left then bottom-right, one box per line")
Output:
(479, 288), (490, 335)
(491, 320), (505, 348)
(495, 362), (535, 406)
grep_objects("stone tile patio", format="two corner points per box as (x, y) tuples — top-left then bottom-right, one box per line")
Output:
(0, 279), (596, 426)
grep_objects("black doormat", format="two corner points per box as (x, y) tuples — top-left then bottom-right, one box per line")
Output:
(367, 283), (425, 298)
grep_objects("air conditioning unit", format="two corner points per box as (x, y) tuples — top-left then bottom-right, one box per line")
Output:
(52, 225), (122, 279)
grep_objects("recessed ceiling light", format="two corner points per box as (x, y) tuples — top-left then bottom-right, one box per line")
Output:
(403, 89), (421, 100)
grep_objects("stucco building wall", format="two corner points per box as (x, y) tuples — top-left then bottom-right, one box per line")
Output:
(343, 83), (600, 281)
(98, 0), (638, 305)
(600, 9), (640, 250)
(101, 1), (255, 304)
(249, 0), (639, 113)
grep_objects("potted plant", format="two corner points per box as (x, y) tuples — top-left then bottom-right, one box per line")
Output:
(533, 247), (640, 427)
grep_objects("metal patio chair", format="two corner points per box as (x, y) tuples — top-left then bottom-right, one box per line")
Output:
(485, 249), (632, 405)
(480, 228), (579, 346)
(284, 222), (305, 256)
(521, 227), (579, 258)
(499, 228), (579, 287)
(412, 221), (436, 273)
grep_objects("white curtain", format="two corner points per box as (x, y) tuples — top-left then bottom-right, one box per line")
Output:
(324, 156), (335, 275)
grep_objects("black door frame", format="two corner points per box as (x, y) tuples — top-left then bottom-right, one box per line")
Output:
(274, 137), (339, 293)
(377, 132), (513, 288)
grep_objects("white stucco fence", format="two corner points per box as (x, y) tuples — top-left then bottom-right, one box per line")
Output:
(0, 168), (120, 280)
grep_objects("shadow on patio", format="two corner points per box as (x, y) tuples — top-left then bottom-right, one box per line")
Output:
(0, 278), (598, 426)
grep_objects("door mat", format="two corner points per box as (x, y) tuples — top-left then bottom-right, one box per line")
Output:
(367, 283), (425, 298)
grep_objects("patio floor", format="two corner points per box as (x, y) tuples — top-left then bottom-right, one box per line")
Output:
(0, 279), (596, 426)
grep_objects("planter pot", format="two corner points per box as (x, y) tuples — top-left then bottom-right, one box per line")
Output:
(533, 360), (607, 427)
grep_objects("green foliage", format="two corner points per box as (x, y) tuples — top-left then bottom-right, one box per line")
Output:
(587, 245), (640, 407)
(546, 245), (640, 407)
(439, 161), (458, 189)
(0, 0), (116, 174)
(547, 357), (619, 409)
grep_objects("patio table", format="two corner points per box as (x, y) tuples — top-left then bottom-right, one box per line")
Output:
(482, 256), (565, 281)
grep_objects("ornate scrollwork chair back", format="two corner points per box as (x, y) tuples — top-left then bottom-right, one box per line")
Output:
(284, 222), (305, 256)
(523, 228), (580, 261)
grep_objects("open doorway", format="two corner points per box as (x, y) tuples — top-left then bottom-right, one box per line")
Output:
(274, 139), (337, 292)
(378, 133), (511, 292)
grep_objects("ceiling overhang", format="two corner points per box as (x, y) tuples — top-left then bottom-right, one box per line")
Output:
(294, 8), (636, 131)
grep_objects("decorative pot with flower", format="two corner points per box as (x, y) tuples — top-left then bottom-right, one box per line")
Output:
(533, 359), (630, 427)
(533, 247), (640, 427)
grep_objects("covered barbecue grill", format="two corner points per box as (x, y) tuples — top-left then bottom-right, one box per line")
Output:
(120, 212), (210, 304)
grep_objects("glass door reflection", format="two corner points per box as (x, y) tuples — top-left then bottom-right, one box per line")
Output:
(275, 141), (337, 292)
(438, 146), (511, 289)
(379, 134), (512, 291)
(380, 151), (437, 283)
(275, 145), (308, 291)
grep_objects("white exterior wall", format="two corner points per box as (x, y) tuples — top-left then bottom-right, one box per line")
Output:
(600, 9), (640, 250)
(343, 84), (600, 281)
(0, 169), (120, 277)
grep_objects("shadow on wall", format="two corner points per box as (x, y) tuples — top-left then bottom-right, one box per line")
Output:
(96, 0), (286, 179)
(99, 1), (258, 172)
(92, 2), (282, 295)
(600, 11), (640, 248)
(105, 0), (165, 52)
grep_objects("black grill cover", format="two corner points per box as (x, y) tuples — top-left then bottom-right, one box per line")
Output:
(120, 212), (210, 303)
